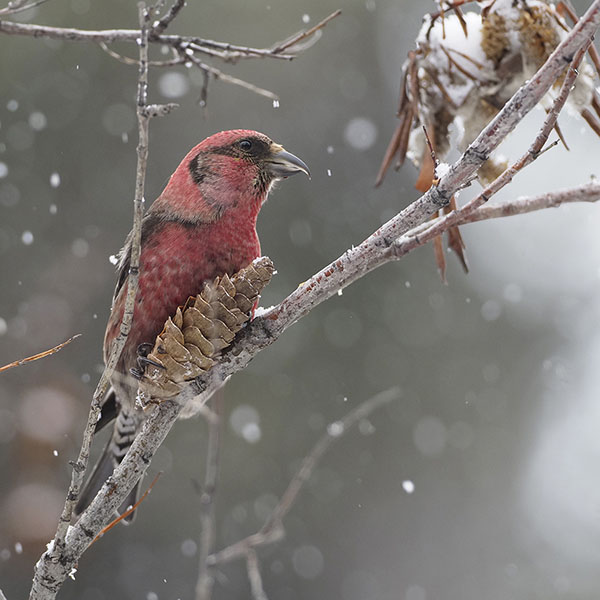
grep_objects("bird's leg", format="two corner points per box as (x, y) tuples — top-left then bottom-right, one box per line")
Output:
(130, 342), (165, 380)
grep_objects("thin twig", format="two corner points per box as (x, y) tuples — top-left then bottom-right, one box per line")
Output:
(34, 5), (157, 568)
(0, 0), (51, 16)
(150, 0), (184, 37)
(444, 46), (486, 70)
(99, 40), (184, 67)
(246, 549), (269, 600)
(209, 387), (401, 566)
(0, 7), (339, 107)
(182, 51), (279, 101)
(195, 390), (224, 600)
(269, 9), (341, 54)
(581, 107), (600, 136)
(440, 44), (482, 80)
(0, 334), (80, 373)
(391, 182), (600, 257)
(559, 0), (600, 79)
(466, 183), (600, 222)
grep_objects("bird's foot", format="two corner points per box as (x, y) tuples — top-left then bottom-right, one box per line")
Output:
(130, 343), (165, 380)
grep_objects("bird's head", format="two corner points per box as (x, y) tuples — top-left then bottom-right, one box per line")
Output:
(154, 129), (310, 224)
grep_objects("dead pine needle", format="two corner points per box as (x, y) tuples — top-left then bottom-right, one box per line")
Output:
(422, 125), (440, 183)
(90, 472), (163, 545)
(0, 334), (81, 373)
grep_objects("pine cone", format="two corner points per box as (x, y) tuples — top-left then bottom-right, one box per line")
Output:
(137, 257), (275, 403)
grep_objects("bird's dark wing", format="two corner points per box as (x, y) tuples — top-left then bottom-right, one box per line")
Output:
(95, 387), (118, 433)
(112, 212), (166, 303)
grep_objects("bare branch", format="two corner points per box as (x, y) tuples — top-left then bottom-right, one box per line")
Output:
(0, 0), (51, 16)
(0, 334), (80, 373)
(246, 549), (269, 600)
(0, 10), (340, 61)
(98, 40), (184, 67)
(209, 387), (401, 567)
(0, 7), (339, 104)
(150, 0), (184, 37)
(195, 391), (224, 600)
(466, 183), (600, 222)
(181, 51), (279, 101)
(269, 9), (342, 54)
(32, 399), (183, 599)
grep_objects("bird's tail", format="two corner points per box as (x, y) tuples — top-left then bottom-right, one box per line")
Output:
(74, 404), (141, 523)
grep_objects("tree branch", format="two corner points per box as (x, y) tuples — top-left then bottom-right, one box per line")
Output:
(466, 183), (600, 222)
(150, 0), (184, 37)
(0, 334), (80, 373)
(0, 9), (341, 61)
(246, 549), (269, 600)
(208, 387), (401, 567)
(24, 1), (600, 597)
(0, 0), (51, 16)
(195, 391), (224, 600)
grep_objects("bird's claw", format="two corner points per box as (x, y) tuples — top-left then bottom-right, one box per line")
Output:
(130, 366), (144, 380)
(136, 342), (154, 358)
(131, 343), (165, 380)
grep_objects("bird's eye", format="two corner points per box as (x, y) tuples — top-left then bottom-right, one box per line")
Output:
(239, 139), (253, 151)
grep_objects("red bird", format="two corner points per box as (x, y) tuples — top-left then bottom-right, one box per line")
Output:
(76, 130), (310, 521)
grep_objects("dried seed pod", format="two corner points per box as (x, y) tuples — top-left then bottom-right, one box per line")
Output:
(137, 256), (274, 403)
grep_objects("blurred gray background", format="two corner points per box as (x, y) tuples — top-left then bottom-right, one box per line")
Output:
(1, 0), (600, 598)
